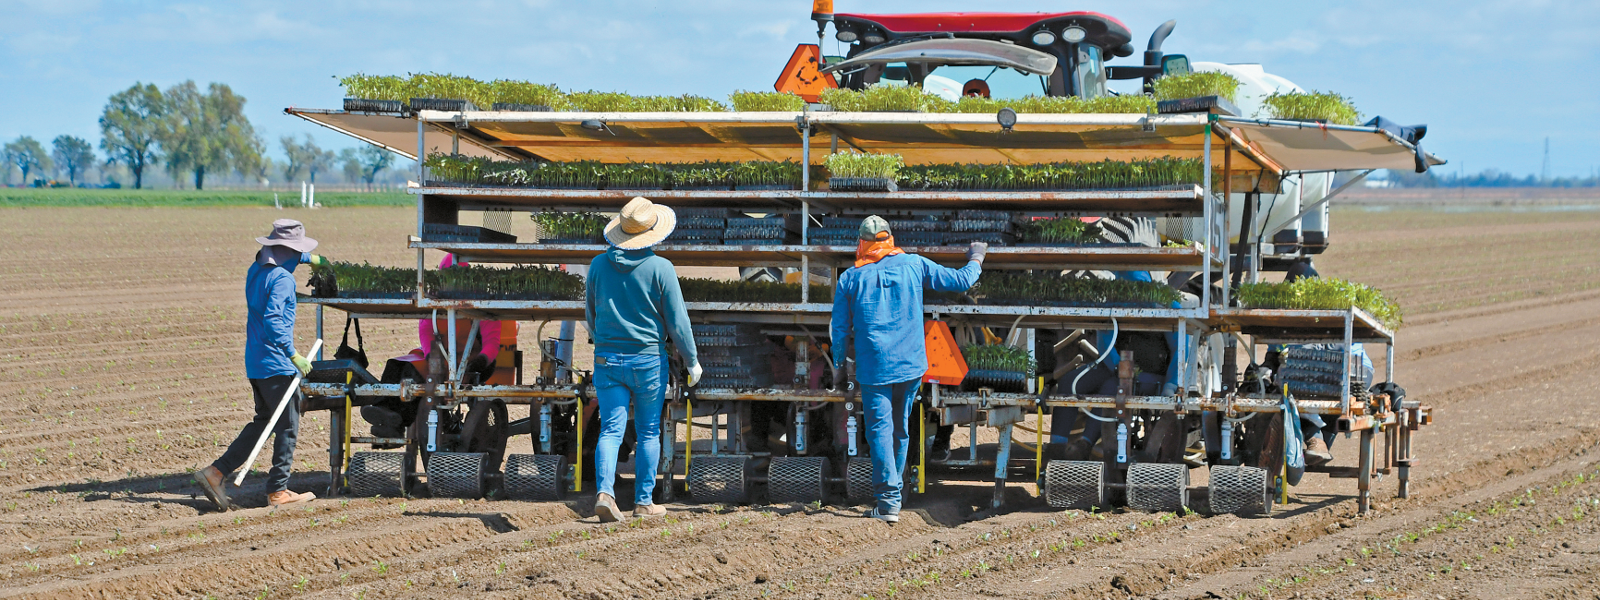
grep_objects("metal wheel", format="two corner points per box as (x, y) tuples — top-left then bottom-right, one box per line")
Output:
(1125, 462), (1189, 512)
(844, 457), (874, 506)
(1044, 460), (1106, 510)
(504, 454), (567, 501)
(1208, 465), (1271, 516)
(768, 456), (829, 504)
(427, 452), (486, 499)
(687, 456), (748, 503)
(347, 451), (405, 497)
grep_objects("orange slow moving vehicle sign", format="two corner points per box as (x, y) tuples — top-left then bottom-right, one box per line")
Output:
(774, 44), (837, 103)
(922, 321), (968, 386)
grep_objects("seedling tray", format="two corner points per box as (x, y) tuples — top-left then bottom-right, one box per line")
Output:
(829, 177), (898, 192)
(343, 98), (405, 113)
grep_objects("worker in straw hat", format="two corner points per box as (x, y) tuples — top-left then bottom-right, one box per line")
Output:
(831, 216), (986, 523)
(586, 197), (702, 522)
(194, 219), (330, 511)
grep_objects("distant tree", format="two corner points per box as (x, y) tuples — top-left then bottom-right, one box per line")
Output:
(99, 83), (165, 189)
(4, 136), (52, 186)
(280, 135), (308, 182)
(339, 148), (363, 184)
(353, 145), (396, 188)
(51, 135), (95, 186)
(160, 81), (263, 190)
(306, 145), (336, 184)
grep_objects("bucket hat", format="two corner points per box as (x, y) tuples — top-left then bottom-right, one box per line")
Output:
(256, 219), (318, 253)
(604, 197), (677, 250)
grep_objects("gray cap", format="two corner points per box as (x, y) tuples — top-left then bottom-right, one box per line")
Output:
(859, 215), (891, 241)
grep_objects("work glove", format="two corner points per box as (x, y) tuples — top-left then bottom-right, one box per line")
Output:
(291, 353), (312, 376)
(305, 254), (329, 268)
(687, 362), (703, 388)
(1162, 382), (1180, 397)
(966, 241), (988, 264)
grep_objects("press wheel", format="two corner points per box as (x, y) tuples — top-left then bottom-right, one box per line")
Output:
(844, 457), (874, 506)
(504, 454), (567, 501)
(768, 457), (828, 504)
(1125, 462), (1189, 512)
(427, 452), (487, 499)
(1044, 460), (1106, 510)
(1208, 465), (1272, 516)
(347, 451), (406, 497)
(687, 456), (748, 504)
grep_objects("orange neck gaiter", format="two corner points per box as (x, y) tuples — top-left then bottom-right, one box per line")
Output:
(855, 236), (904, 268)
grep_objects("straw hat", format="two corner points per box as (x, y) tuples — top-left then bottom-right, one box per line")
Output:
(256, 218), (318, 252)
(604, 197), (677, 249)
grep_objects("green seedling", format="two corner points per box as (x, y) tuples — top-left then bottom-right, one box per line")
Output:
(898, 157), (1203, 192)
(965, 272), (1182, 307)
(1260, 91), (1361, 125)
(825, 151), (903, 180)
(677, 278), (832, 303)
(1236, 276), (1402, 329)
(429, 264), (585, 301)
(729, 90), (806, 111)
(946, 93), (1155, 114)
(1151, 71), (1243, 104)
(960, 344), (1036, 376)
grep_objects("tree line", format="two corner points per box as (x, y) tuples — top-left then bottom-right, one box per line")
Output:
(3, 81), (397, 190)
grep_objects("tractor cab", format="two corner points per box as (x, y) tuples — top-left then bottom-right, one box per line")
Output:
(820, 12), (1134, 99)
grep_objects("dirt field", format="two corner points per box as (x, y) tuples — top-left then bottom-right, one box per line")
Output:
(3, 203), (1600, 599)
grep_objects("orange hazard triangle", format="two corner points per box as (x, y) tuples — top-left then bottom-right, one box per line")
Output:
(774, 44), (837, 103)
(922, 321), (969, 386)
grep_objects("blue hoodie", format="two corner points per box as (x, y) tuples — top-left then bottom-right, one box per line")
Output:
(585, 247), (697, 365)
(244, 248), (304, 379)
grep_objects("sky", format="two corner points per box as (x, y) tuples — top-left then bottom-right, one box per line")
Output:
(3, 0), (1598, 179)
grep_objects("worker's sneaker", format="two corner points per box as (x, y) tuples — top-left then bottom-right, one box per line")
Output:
(267, 489), (316, 507)
(632, 503), (667, 519)
(360, 405), (405, 440)
(193, 465), (230, 512)
(865, 507), (899, 523)
(594, 493), (623, 523)
(1304, 435), (1333, 467)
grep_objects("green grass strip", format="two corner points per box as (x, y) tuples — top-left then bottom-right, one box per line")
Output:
(0, 188), (409, 207)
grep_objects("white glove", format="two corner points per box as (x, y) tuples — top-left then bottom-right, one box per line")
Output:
(687, 362), (703, 388)
(1162, 382), (1180, 397)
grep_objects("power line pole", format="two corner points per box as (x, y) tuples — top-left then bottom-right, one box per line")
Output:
(1541, 137), (1550, 185)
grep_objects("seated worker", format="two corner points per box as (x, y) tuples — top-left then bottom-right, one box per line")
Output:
(1048, 270), (1182, 460)
(364, 254), (508, 438)
(1266, 258), (1373, 467)
(962, 79), (991, 98)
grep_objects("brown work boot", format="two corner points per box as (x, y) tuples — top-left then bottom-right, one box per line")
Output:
(1064, 438), (1093, 461)
(267, 489), (316, 507)
(633, 503), (667, 518)
(193, 465), (230, 512)
(1304, 435), (1333, 467)
(594, 493), (623, 523)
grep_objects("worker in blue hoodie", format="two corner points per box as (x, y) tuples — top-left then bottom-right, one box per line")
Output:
(194, 219), (328, 511)
(831, 216), (985, 523)
(586, 197), (701, 523)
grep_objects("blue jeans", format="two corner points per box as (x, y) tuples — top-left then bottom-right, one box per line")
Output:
(594, 352), (667, 506)
(862, 379), (918, 515)
(214, 374), (300, 493)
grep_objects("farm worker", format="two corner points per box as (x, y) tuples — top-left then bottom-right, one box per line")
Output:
(193, 219), (328, 511)
(1266, 259), (1373, 467)
(361, 254), (505, 439)
(585, 197), (702, 522)
(831, 216), (985, 523)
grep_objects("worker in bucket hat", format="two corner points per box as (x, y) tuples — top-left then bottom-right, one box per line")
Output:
(193, 219), (329, 511)
(831, 216), (986, 523)
(586, 197), (701, 522)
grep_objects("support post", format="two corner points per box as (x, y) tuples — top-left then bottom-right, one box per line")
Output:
(1342, 310), (1354, 416)
(315, 305), (325, 361)
(993, 423), (1012, 509)
(1358, 427), (1375, 513)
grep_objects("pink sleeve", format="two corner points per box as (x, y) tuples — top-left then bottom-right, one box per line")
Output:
(418, 319), (435, 353)
(479, 321), (502, 362)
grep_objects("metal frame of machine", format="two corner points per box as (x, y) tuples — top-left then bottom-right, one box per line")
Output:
(291, 105), (1434, 515)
